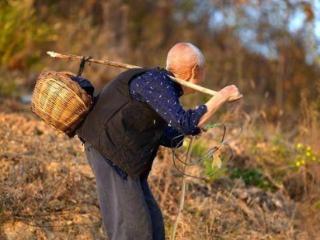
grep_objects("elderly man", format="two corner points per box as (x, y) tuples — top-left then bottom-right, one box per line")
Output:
(76, 42), (241, 240)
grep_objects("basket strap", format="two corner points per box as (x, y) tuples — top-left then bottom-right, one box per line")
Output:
(77, 56), (92, 76)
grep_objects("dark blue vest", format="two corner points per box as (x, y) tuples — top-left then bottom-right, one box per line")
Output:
(76, 68), (167, 178)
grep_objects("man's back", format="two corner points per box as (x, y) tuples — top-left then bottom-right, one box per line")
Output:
(76, 68), (168, 178)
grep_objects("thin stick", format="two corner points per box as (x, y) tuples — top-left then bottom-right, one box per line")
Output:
(170, 137), (195, 240)
(47, 51), (140, 70)
(47, 51), (218, 96)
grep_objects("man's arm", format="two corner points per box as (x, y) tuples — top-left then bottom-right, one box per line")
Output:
(129, 69), (241, 139)
(159, 87), (240, 147)
(198, 85), (241, 127)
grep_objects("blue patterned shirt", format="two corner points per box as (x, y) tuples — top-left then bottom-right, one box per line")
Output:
(130, 68), (207, 146)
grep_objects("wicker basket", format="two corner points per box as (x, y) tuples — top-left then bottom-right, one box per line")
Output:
(31, 70), (93, 137)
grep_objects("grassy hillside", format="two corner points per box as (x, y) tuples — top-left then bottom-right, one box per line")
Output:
(0, 99), (318, 239)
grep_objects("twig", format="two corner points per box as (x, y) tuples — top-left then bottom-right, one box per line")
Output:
(170, 137), (195, 240)
(46, 51), (219, 96)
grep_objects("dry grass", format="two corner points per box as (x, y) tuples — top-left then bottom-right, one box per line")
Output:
(0, 99), (318, 239)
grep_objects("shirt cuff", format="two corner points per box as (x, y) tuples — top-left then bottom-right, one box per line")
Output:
(189, 104), (207, 135)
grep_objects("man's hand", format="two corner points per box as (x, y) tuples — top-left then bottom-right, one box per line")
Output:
(219, 85), (242, 102)
(197, 85), (242, 127)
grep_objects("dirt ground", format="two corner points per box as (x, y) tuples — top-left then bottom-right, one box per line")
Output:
(0, 99), (314, 240)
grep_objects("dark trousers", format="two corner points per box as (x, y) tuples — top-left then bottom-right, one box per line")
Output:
(84, 142), (165, 240)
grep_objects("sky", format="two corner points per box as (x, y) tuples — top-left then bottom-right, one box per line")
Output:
(313, 0), (320, 41)
(208, 0), (320, 61)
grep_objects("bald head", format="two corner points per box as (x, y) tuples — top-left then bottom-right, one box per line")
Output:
(166, 42), (205, 86)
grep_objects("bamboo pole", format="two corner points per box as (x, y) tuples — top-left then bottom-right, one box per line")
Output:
(47, 51), (219, 96)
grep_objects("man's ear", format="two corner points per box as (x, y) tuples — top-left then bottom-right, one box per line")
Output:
(190, 64), (200, 81)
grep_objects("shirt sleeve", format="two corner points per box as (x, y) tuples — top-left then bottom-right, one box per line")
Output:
(129, 69), (207, 136)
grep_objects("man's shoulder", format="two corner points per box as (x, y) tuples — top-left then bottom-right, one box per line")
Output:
(142, 67), (169, 77)
(131, 67), (173, 84)
(147, 68), (183, 96)
(129, 67), (183, 97)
